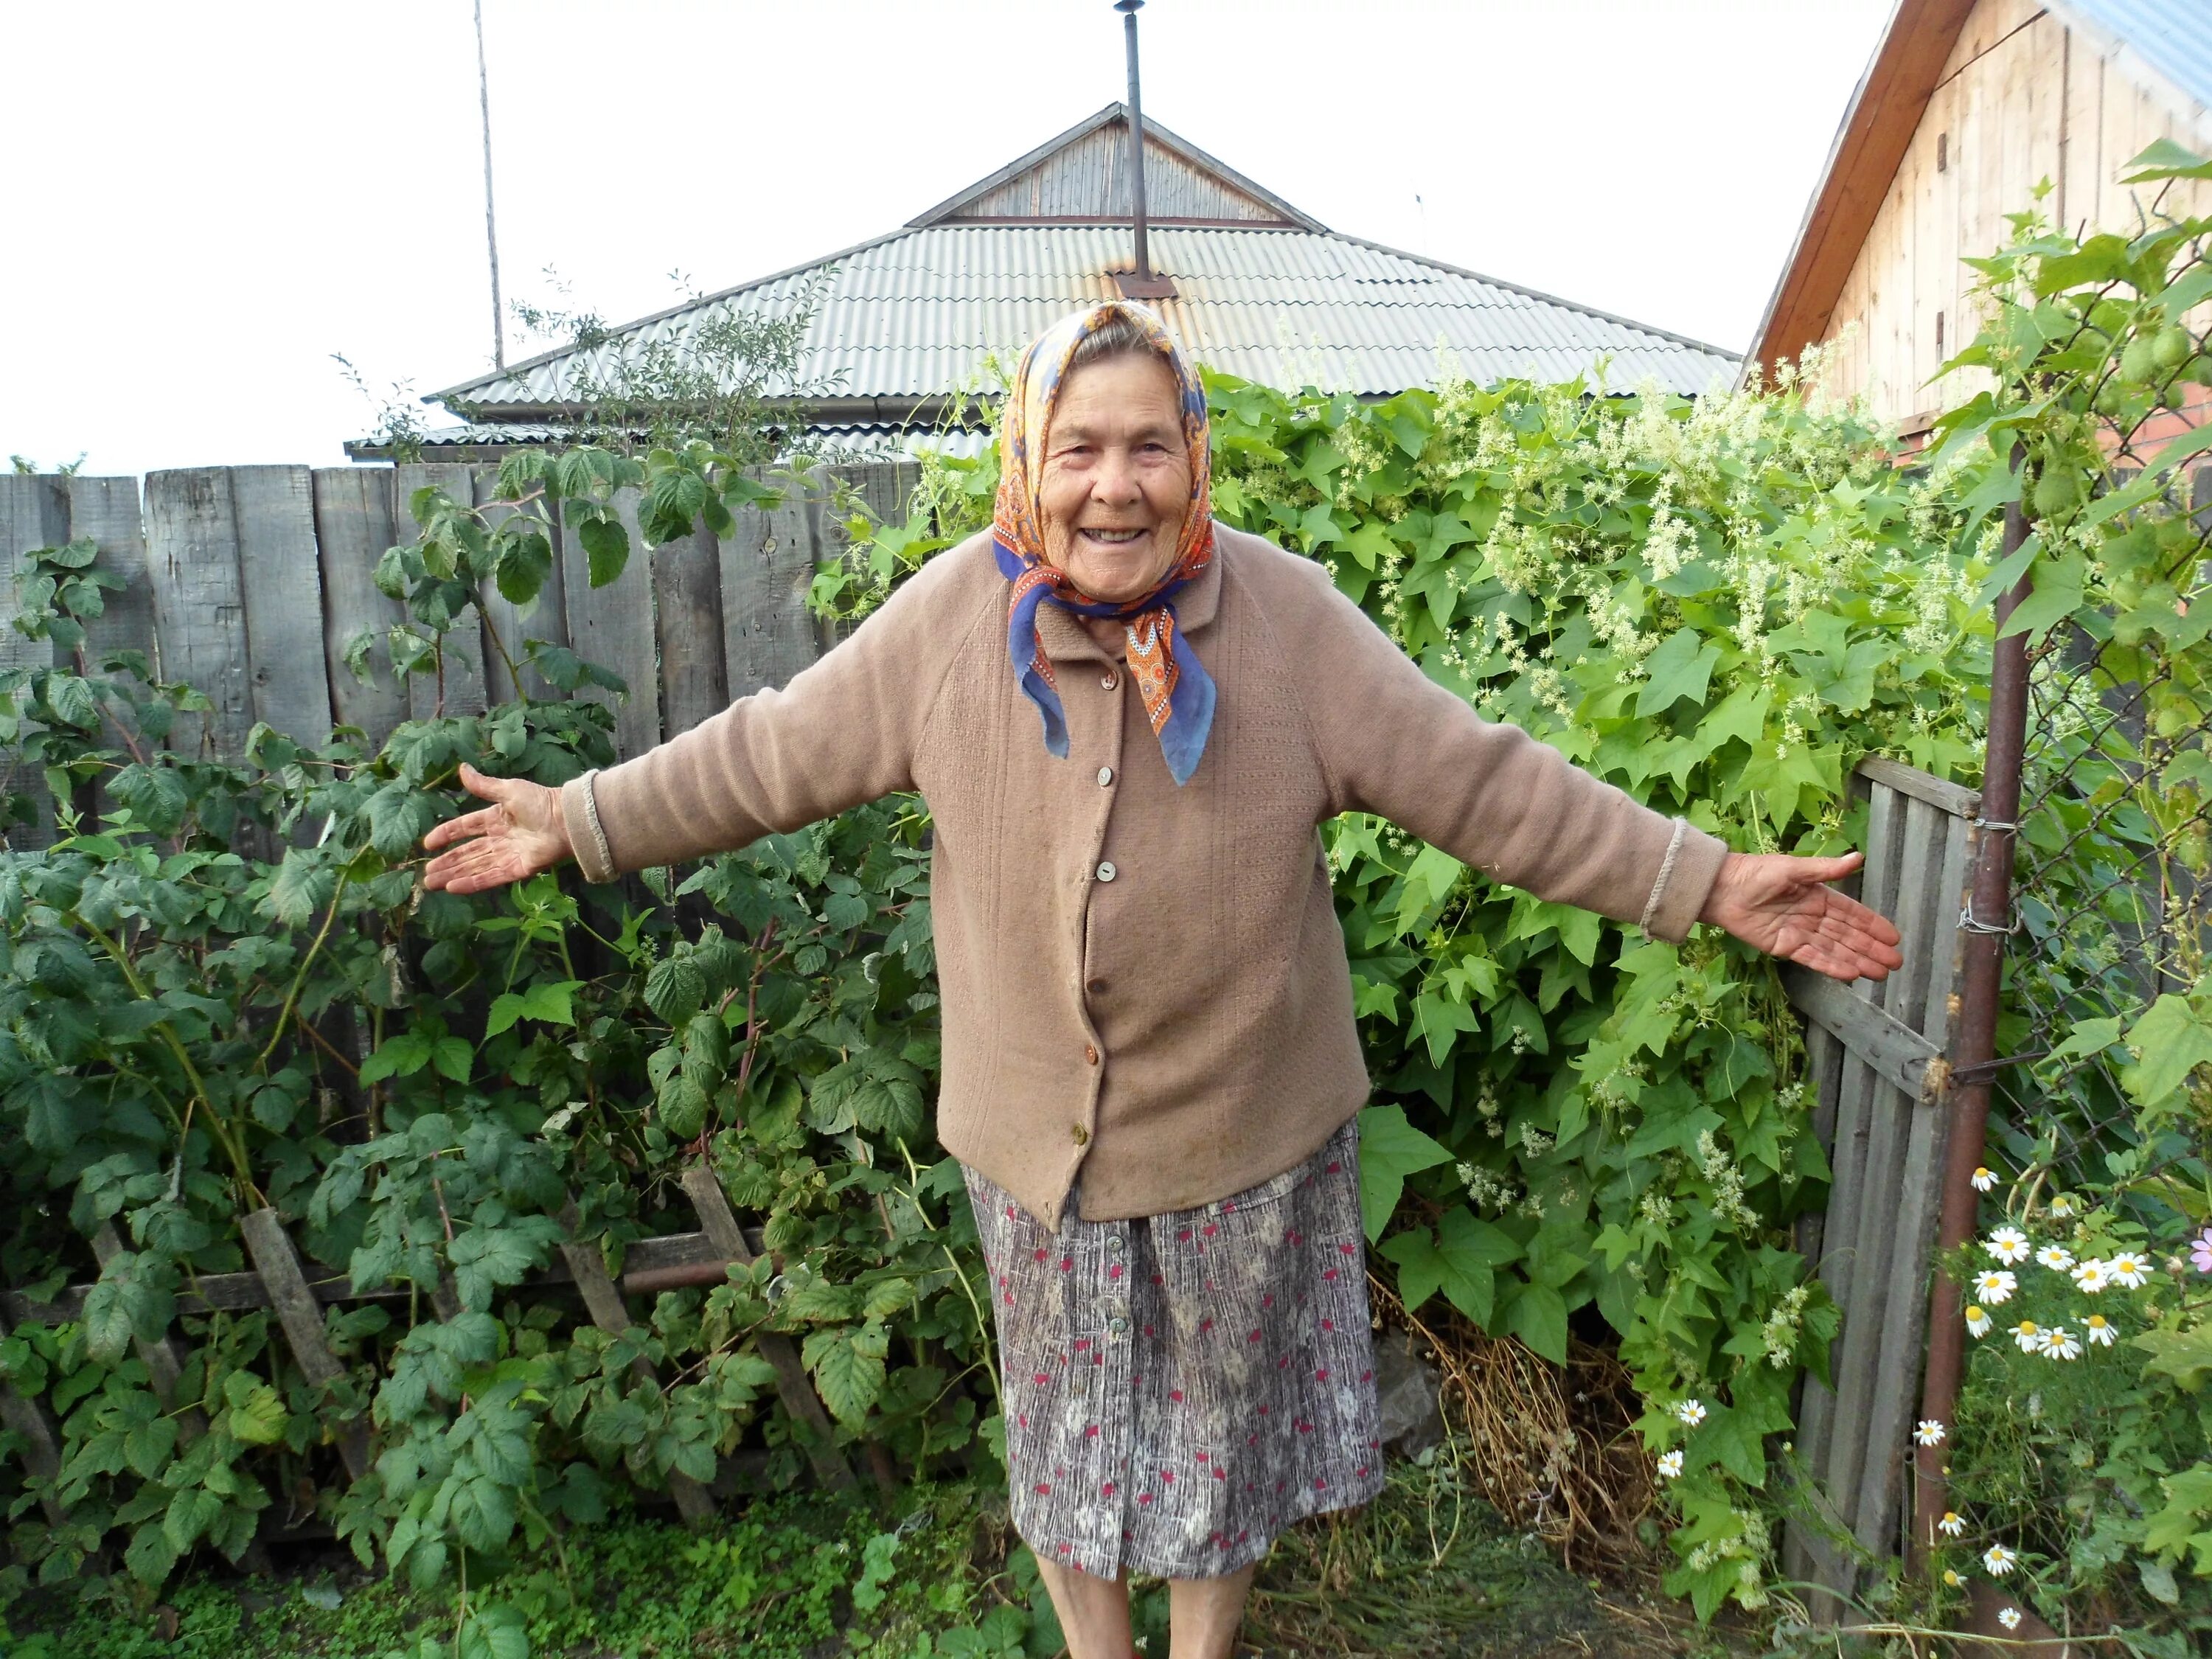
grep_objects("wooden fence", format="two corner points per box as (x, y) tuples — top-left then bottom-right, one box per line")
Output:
(1778, 756), (1980, 1615)
(0, 1166), (869, 1537)
(0, 461), (918, 844)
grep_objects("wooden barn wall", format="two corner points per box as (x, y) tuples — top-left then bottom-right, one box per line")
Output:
(1817, 0), (2212, 431)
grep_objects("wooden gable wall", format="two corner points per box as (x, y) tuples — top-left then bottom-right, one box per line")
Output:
(1807, 0), (2209, 434)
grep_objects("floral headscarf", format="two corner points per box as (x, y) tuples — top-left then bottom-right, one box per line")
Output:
(992, 301), (1217, 786)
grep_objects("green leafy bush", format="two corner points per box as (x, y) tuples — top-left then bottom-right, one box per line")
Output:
(1, 338), (2009, 1627)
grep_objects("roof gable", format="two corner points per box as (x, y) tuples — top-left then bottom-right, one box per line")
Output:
(905, 103), (1324, 231)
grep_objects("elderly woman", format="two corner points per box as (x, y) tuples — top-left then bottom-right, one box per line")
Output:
(422, 302), (1901, 1659)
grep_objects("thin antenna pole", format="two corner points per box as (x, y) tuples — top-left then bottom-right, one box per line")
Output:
(1118, 0), (1150, 282)
(474, 0), (505, 369)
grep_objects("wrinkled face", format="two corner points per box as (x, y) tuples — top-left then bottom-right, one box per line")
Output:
(1037, 352), (1192, 602)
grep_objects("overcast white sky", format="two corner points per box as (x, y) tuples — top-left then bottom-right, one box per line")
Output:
(4, 0), (1891, 479)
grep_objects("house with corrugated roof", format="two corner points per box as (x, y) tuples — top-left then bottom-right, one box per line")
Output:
(351, 104), (1737, 462)
(1748, 0), (2211, 441)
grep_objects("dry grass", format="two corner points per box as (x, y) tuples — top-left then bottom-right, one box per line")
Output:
(1367, 1273), (1659, 1573)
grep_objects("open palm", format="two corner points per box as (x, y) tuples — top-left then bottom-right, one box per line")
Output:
(1700, 850), (1904, 983)
(421, 763), (573, 895)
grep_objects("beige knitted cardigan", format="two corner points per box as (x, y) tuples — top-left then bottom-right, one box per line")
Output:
(561, 523), (1729, 1228)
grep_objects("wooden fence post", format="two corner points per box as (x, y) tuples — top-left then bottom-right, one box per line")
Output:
(237, 1209), (372, 1483)
(679, 1166), (860, 1493)
(0, 1310), (71, 1527)
(554, 1202), (715, 1526)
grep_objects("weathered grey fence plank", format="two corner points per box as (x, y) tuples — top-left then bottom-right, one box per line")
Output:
(473, 467), (570, 703)
(232, 465), (333, 748)
(721, 479), (821, 696)
(0, 475), (69, 846)
(65, 476), (156, 678)
(654, 522), (729, 738)
(310, 468), (411, 748)
(392, 463), (488, 723)
(564, 487), (660, 757)
(144, 470), (254, 760)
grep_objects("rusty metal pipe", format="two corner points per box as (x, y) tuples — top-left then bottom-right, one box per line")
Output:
(1910, 473), (2033, 1567)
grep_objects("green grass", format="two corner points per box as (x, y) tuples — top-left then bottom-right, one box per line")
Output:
(1, 1457), (1735, 1659)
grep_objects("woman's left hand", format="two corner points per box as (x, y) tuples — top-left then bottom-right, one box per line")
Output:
(1699, 850), (1905, 983)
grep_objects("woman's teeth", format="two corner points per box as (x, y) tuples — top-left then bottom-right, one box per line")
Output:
(1083, 529), (1145, 543)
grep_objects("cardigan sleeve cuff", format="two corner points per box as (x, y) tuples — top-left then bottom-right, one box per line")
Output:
(1637, 818), (1730, 944)
(560, 771), (618, 884)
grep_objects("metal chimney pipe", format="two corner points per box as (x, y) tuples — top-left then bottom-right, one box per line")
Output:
(1119, 0), (1150, 280)
(1113, 0), (1174, 300)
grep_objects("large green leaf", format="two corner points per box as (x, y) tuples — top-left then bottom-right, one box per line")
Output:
(1356, 1104), (1452, 1243)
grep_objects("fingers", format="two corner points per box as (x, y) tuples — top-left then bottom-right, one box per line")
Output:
(422, 803), (509, 853)
(457, 762), (526, 805)
(424, 837), (529, 894)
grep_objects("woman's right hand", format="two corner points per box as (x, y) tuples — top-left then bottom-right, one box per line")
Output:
(420, 763), (574, 894)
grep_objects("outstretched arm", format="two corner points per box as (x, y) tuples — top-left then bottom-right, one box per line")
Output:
(1699, 849), (1902, 982)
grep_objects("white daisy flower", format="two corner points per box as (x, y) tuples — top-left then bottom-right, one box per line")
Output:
(2070, 1258), (2108, 1293)
(2106, 1252), (2149, 1287)
(1971, 1166), (1997, 1192)
(1941, 1568), (1964, 1587)
(1938, 1510), (1965, 1537)
(1983, 1543), (2017, 1576)
(2043, 1326), (2083, 1360)
(2011, 1320), (2045, 1352)
(1985, 1227), (2031, 1265)
(1965, 1305), (1993, 1338)
(1975, 1269), (2017, 1305)
(1657, 1449), (1684, 1480)
(1915, 1419), (1946, 1447)
(2048, 1193), (2076, 1218)
(2082, 1312), (2115, 1347)
(1674, 1398), (1707, 1427)
(1998, 1607), (2022, 1630)
(2035, 1244), (2075, 1272)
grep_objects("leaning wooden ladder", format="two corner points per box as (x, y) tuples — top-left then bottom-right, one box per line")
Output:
(1780, 757), (1980, 1617)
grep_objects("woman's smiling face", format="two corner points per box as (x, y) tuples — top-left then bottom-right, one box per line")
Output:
(1037, 351), (1192, 603)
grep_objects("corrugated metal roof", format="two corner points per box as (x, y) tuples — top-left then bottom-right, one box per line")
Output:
(434, 223), (1739, 417)
(2053, 0), (2212, 121)
(344, 420), (993, 464)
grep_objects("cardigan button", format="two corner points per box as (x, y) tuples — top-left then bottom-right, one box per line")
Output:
(1072, 1123), (1090, 1146)
(1084, 1045), (1099, 1066)
(1101, 671), (1119, 690)
(1097, 765), (1113, 787)
(1096, 860), (1117, 883)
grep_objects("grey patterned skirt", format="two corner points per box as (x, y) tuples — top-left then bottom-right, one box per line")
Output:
(961, 1114), (1386, 1579)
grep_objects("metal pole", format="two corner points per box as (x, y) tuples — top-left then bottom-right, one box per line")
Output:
(474, 0), (505, 370)
(1118, 0), (1150, 282)
(1910, 457), (2032, 1568)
